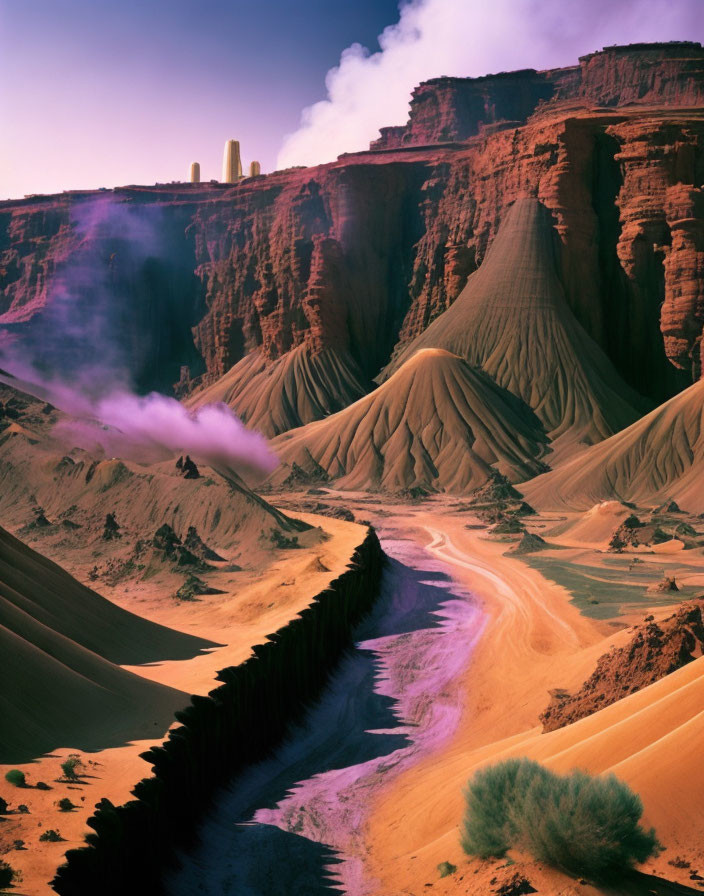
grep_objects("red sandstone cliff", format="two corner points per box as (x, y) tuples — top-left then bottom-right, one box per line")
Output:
(371, 42), (704, 151)
(1, 43), (703, 425)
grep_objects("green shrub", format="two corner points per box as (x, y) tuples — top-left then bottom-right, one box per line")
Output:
(493, 517), (525, 535)
(269, 528), (300, 549)
(39, 829), (63, 842)
(4, 770), (25, 788)
(437, 861), (457, 878)
(61, 756), (82, 781)
(57, 798), (75, 812)
(0, 860), (16, 888)
(461, 759), (660, 881)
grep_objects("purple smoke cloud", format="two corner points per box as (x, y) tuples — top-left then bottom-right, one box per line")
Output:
(0, 197), (278, 479)
(58, 391), (278, 478)
(0, 366), (278, 478)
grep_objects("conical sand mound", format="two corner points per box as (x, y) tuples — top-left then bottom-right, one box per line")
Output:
(0, 525), (206, 762)
(522, 378), (704, 512)
(385, 198), (645, 451)
(189, 345), (370, 438)
(270, 348), (548, 494)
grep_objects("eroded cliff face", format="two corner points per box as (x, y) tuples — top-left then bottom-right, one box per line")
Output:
(391, 109), (703, 401)
(188, 161), (427, 384)
(662, 184), (704, 380)
(370, 70), (555, 150)
(372, 41), (704, 151)
(1, 43), (703, 420)
(0, 191), (207, 392)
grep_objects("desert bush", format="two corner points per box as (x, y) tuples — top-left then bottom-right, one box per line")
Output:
(35, 781), (50, 791)
(4, 770), (25, 788)
(39, 829), (63, 842)
(57, 798), (75, 812)
(437, 861), (457, 877)
(269, 528), (300, 549)
(61, 756), (82, 781)
(461, 759), (660, 881)
(0, 861), (16, 888)
(0, 797), (7, 814)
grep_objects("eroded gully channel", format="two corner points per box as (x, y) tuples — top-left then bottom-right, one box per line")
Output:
(166, 515), (484, 896)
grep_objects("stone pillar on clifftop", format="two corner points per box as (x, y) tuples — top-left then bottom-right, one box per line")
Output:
(222, 139), (243, 183)
(190, 162), (200, 183)
(249, 160), (261, 177)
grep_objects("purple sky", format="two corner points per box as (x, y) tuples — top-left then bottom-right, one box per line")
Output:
(0, 0), (398, 198)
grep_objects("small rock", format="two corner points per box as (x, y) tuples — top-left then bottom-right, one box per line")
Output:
(178, 455), (200, 479)
(102, 513), (121, 540)
(184, 526), (224, 561)
(494, 873), (537, 895)
(509, 532), (548, 555)
(648, 575), (679, 593)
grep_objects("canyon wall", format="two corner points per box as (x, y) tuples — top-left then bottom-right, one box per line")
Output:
(372, 42), (704, 150)
(52, 527), (385, 896)
(1, 43), (704, 415)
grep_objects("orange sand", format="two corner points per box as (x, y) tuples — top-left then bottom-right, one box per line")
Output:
(0, 513), (366, 895)
(364, 509), (704, 894)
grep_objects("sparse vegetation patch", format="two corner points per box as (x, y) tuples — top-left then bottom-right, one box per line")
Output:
(461, 758), (660, 881)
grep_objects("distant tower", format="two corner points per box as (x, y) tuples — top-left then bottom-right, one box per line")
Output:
(249, 160), (261, 177)
(222, 139), (242, 183)
(190, 162), (200, 183)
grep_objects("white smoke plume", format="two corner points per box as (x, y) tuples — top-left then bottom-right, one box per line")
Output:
(277, 0), (703, 168)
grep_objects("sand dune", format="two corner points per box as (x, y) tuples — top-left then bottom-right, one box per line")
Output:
(270, 348), (549, 493)
(366, 515), (704, 894)
(546, 500), (633, 548)
(188, 345), (370, 438)
(0, 525), (198, 763)
(384, 198), (646, 451)
(0, 523), (213, 665)
(523, 378), (704, 513)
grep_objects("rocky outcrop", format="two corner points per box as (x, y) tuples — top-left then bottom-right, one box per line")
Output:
(370, 69), (555, 149)
(541, 601), (704, 732)
(662, 184), (704, 380)
(576, 42), (704, 108)
(372, 42), (704, 151)
(186, 161), (427, 386)
(393, 111), (704, 403)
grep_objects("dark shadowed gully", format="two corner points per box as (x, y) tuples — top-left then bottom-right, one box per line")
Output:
(166, 521), (484, 895)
